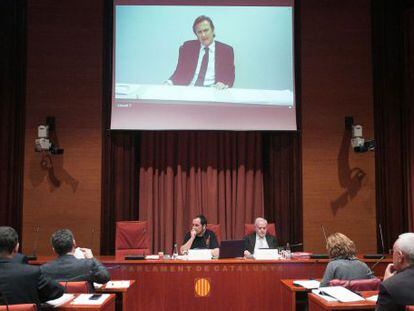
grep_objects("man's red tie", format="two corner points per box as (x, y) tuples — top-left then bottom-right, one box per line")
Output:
(195, 47), (209, 86)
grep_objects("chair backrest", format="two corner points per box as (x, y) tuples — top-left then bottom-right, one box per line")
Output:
(206, 224), (221, 244)
(59, 281), (90, 293)
(244, 223), (276, 237)
(115, 221), (150, 256)
(329, 278), (381, 291)
(0, 304), (36, 311)
(406, 306), (414, 311)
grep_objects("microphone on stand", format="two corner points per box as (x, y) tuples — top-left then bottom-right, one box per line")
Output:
(26, 225), (40, 261)
(90, 227), (96, 252)
(310, 225), (329, 259)
(364, 224), (385, 259)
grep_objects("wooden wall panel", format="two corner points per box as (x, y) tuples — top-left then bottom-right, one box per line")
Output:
(22, 0), (103, 255)
(301, 0), (377, 253)
(21, 0), (377, 255)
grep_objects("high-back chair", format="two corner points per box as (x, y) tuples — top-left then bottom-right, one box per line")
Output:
(115, 221), (150, 257)
(206, 224), (221, 244)
(329, 278), (381, 291)
(0, 304), (36, 311)
(59, 281), (90, 293)
(244, 223), (276, 237)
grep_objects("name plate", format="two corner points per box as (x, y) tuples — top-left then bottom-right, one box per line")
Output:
(254, 249), (280, 260)
(188, 249), (212, 260)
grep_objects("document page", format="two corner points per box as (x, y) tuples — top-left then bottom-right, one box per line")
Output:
(71, 294), (110, 305)
(318, 286), (365, 302)
(293, 280), (320, 289)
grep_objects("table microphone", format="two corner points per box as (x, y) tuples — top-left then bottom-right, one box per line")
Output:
(364, 224), (385, 259)
(310, 225), (329, 259)
(26, 225), (40, 261)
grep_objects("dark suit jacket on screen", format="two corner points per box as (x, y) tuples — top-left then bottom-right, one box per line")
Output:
(0, 257), (64, 307)
(169, 40), (235, 87)
(243, 233), (278, 254)
(376, 265), (414, 311)
(40, 254), (110, 290)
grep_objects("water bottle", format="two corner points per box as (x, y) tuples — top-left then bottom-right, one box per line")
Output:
(285, 242), (292, 259)
(172, 243), (178, 259)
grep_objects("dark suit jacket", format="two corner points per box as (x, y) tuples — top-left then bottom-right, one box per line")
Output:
(0, 257), (63, 307)
(169, 40), (235, 87)
(243, 233), (278, 254)
(376, 265), (414, 311)
(40, 254), (110, 290)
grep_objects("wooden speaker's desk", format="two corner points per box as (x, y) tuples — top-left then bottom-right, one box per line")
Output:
(32, 256), (389, 311)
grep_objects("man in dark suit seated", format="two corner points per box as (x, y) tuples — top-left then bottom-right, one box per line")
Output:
(243, 217), (278, 257)
(0, 226), (64, 307)
(376, 232), (414, 311)
(180, 215), (219, 258)
(41, 229), (110, 290)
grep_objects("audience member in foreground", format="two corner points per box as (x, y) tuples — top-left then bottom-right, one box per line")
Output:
(180, 215), (219, 257)
(376, 232), (414, 311)
(0, 226), (63, 307)
(243, 217), (278, 257)
(41, 229), (110, 290)
(320, 232), (374, 287)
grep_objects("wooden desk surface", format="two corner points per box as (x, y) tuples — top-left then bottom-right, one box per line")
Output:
(308, 291), (378, 311)
(31, 256), (389, 311)
(58, 294), (116, 311)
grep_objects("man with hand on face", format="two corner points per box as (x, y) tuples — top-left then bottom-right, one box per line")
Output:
(243, 217), (278, 257)
(376, 232), (414, 311)
(167, 15), (235, 89)
(180, 215), (219, 257)
(41, 229), (110, 291)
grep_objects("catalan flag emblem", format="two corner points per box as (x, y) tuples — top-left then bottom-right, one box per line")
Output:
(194, 278), (211, 297)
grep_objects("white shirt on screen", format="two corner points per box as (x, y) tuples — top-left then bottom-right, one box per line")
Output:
(190, 41), (216, 87)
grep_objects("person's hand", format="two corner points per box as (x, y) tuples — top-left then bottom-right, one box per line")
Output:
(211, 248), (219, 258)
(79, 248), (94, 259)
(244, 250), (251, 257)
(384, 263), (397, 280)
(190, 229), (197, 239)
(213, 82), (228, 90)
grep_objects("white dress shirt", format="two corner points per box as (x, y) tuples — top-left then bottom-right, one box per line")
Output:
(254, 235), (269, 253)
(190, 41), (216, 86)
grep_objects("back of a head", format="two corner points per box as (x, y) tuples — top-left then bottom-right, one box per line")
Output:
(326, 232), (356, 259)
(51, 229), (74, 256)
(0, 226), (18, 256)
(396, 232), (414, 265)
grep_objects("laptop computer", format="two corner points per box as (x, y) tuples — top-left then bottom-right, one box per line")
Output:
(219, 239), (245, 259)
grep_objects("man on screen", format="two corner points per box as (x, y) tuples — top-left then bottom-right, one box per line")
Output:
(167, 15), (235, 89)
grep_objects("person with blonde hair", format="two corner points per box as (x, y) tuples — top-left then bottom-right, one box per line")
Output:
(320, 232), (374, 287)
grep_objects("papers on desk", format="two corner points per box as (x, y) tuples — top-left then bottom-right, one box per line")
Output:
(293, 280), (320, 289)
(105, 280), (131, 289)
(71, 294), (110, 305)
(254, 249), (280, 260)
(366, 294), (378, 302)
(188, 249), (212, 260)
(93, 282), (104, 289)
(313, 286), (365, 303)
(45, 294), (74, 307)
(145, 255), (159, 260)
